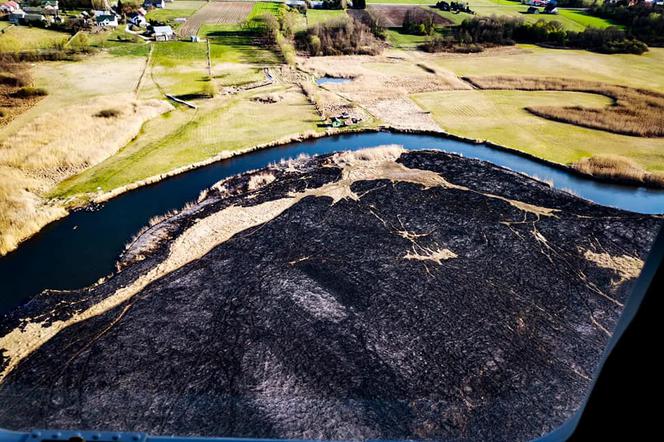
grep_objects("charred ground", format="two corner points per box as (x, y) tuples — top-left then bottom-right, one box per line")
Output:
(0, 149), (660, 441)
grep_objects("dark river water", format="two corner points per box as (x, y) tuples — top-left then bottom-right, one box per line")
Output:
(1, 131), (663, 312)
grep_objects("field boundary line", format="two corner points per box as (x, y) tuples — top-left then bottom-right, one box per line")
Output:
(135, 44), (153, 97)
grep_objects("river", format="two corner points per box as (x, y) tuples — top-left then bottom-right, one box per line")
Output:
(1, 131), (663, 312)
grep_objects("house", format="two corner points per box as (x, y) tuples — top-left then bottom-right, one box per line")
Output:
(8, 9), (25, 23)
(0, 1), (20, 13)
(144, 0), (165, 8)
(153, 25), (174, 41)
(95, 13), (118, 27)
(128, 11), (147, 27)
(24, 12), (50, 24)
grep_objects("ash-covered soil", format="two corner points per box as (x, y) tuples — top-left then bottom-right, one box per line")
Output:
(0, 148), (660, 441)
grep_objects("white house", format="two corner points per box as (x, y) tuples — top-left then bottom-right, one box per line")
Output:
(153, 25), (174, 41)
(95, 13), (119, 27)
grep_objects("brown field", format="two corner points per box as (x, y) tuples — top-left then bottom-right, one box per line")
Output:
(349, 6), (451, 28)
(465, 76), (664, 137)
(179, 1), (253, 36)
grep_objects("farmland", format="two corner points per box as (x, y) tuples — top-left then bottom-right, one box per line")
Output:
(306, 9), (348, 26)
(0, 25), (69, 52)
(179, 1), (255, 36)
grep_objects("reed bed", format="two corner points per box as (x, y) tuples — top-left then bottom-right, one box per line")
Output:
(0, 96), (171, 255)
(464, 76), (664, 137)
(572, 155), (664, 187)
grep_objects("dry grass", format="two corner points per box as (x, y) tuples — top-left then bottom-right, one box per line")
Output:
(465, 76), (664, 137)
(299, 54), (469, 130)
(0, 95), (171, 255)
(572, 155), (664, 187)
(247, 171), (276, 190)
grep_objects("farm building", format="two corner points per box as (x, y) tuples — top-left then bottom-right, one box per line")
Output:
(0, 1), (20, 13)
(153, 25), (174, 41)
(144, 0), (165, 8)
(128, 11), (147, 27)
(8, 9), (24, 23)
(95, 13), (118, 27)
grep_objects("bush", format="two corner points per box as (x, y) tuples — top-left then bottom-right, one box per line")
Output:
(590, 4), (664, 46)
(12, 87), (48, 98)
(276, 31), (296, 65)
(297, 17), (382, 56)
(0, 72), (29, 87)
(94, 108), (122, 118)
(453, 16), (649, 54)
(403, 8), (436, 36)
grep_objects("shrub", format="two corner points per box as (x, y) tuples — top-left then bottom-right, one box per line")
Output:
(297, 17), (382, 56)
(12, 87), (48, 98)
(94, 108), (122, 118)
(201, 80), (218, 99)
(276, 32), (296, 65)
(403, 8), (436, 36)
(453, 16), (649, 54)
(0, 72), (29, 87)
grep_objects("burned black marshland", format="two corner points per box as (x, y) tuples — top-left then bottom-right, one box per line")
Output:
(0, 148), (659, 440)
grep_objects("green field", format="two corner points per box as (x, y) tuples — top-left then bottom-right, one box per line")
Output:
(306, 9), (348, 26)
(0, 26), (69, 52)
(386, 29), (436, 48)
(52, 86), (324, 197)
(146, 6), (200, 24)
(426, 0), (615, 30)
(430, 45), (664, 92)
(412, 89), (664, 172)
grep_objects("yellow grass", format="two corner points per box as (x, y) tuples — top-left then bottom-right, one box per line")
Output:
(0, 96), (171, 255)
(573, 155), (664, 187)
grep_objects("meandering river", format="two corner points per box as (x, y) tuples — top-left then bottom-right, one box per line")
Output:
(1, 131), (663, 312)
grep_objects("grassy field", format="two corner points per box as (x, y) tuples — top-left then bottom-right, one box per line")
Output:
(427, 0), (615, 30)
(203, 26), (281, 64)
(386, 29), (433, 48)
(428, 46), (664, 92)
(52, 86), (324, 197)
(306, 9), (348, 26)
(412, 89), (664, 173)
(0, 26), (69, 52)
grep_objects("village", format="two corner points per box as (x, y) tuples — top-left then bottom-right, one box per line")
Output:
(0, 0), (180, 41)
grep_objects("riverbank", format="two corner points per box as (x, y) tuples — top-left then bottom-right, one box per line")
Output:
(2, 125), (663, 260)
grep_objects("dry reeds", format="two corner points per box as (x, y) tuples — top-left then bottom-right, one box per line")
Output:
(464, 76), (664, 137)
(572, 155), (664, 187)
(0, 96), (172, 255)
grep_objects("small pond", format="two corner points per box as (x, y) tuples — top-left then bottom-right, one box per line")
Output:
(316, 76), (353, 86)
